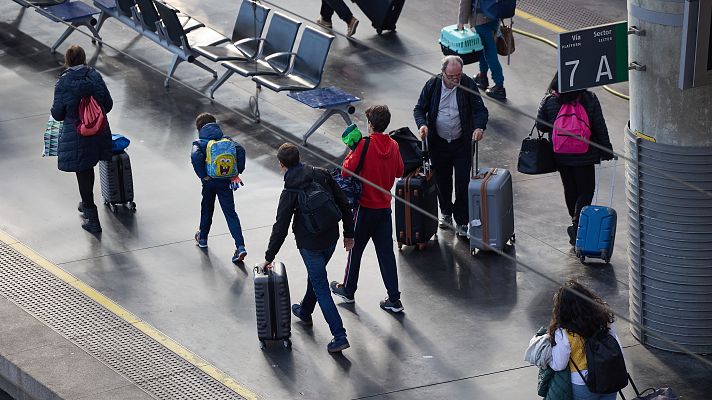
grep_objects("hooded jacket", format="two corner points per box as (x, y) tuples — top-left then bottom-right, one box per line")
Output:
(265, 164), (355, 262)
(342, 133), (404, 209)
(190, 122), (246, 180)
(51, 66), (113, 172)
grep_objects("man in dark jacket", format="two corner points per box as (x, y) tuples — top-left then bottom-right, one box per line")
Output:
(51, 45), (113, 233)
(536, 74), (614, 245)
(191, 113), (248, 263)
(330, 105), (405, 313)
(413, 55), (489, 236)
(260, 143), (355, 353)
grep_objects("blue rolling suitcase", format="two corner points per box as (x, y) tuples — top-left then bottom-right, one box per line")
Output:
(575, 160), (617, 264)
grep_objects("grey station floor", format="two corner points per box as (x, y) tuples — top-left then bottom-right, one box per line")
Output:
(1, 0), (711, 399)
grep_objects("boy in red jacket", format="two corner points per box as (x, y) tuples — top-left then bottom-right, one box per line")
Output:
(330, 105), (405, 313)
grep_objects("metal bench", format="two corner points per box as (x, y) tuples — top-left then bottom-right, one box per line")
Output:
(208, 11), (301, 121)
(153, 1), (229, 87)
(12, 0), (102, 53)
(193, 0), (270, 63)
(285, 87), (359, 146)
(251, 27), (345, 145)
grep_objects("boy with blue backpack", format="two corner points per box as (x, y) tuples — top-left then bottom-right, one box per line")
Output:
(191, 113), (248, 263)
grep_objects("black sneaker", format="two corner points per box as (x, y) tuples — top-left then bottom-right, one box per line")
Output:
(380, 297), (404, 313)
(567, 225), (577, 246)
(439, 214), (453, 229)
(327, 336), (350, 353)
(485, 85), (507, 101)
(474, 73), (489, 90)
(291, 304), (313, 326)
(330, 281), (355, 303)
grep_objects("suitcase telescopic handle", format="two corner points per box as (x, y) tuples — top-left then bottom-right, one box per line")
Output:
(471, 139), (479, 179)
(422, 135), (429, 173)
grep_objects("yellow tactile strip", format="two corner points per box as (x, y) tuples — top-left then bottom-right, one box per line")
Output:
(0, 230), (259, 400)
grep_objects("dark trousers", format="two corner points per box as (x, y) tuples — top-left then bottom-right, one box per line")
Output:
(320, 0), (353, 22)
(558, 164), (595, 227)
(199, 179), (245, 249)
(299, 244), (346, 339)
(76, 168), (96, 209)
(341, 206), (400, 301)
(430, 139), (472, 225)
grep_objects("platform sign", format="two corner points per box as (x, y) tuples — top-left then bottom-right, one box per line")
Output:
(558, 21), (628, 92)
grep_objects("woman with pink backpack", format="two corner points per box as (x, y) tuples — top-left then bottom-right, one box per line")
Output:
(536, 73), (614, 245)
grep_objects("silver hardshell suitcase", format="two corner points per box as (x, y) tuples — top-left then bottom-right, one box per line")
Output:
(468, 141), (515, 254)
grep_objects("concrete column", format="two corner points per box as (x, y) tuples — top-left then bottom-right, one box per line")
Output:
(629, 0), (712, 146)
(627, 0), (712, 353)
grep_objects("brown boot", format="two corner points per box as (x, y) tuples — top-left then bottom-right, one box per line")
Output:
(346, 17), (359, 37)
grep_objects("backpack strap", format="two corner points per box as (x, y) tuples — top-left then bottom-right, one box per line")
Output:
(354, 137), (371, 175)
(569, 357), (588, 384)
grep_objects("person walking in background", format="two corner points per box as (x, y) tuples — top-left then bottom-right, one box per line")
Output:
(536, 73), (614, 245)
(547, 280), (623, 400)
(458, 0), (507, 100)
(413, 55), (488, 236)
(330, 105), (405, 313)
(316, 0), (359, 37)
(259, 143), (355, 353)
(51, 45), (113, 233)
(191, 113), (248, 263)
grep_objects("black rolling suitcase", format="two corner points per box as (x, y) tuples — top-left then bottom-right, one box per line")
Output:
(253, 261), (292, 349)
(395, 139), (438, 250)
(99, 151), (136, 213)
(353, 0), (405, 34)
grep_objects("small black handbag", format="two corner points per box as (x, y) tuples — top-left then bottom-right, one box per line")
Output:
(517, 124), (556, 175)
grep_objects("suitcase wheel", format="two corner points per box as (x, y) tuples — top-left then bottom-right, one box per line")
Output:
(377, 29), (382, 35)
(109, 203), (118, 213)
(259, 340), (266, 350)
(398, 243), (403, 250)
(129, 202), (137, 212)
(283, 339), (292, 349)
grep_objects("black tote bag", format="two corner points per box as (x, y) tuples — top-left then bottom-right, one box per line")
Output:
(517, 124), (556, 175)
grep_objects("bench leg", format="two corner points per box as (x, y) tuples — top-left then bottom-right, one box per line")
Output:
(191, 58), (217, 79)
(95, 11), (110, 33)
(165, 54), (182, 88)
(85, 21), (102, 46)
(50, 23), (77, 54)
(208, 70), (234, 99)
(302, 106), (353, 146)
(249, 84), (261, 123)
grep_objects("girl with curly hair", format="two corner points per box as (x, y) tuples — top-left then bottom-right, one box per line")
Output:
(547, 280), (622, 400)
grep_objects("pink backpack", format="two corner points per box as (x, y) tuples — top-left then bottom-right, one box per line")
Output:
(552, 99), (591, 154)
(77, 96), (106, 137)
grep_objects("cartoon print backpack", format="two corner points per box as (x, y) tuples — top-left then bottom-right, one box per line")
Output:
(205, 138), (238, 178)
(552, 97), (592, 154)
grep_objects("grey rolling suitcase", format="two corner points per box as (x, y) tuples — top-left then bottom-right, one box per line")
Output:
(468, 141), (515, 254)
(99, 151), (136, 213)
(253, 261), (292, 349)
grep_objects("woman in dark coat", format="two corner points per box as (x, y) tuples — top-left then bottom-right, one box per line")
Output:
(51, 45), (113, 233)
(536, 73), (614, 245)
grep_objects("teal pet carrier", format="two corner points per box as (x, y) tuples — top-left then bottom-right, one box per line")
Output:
(439, 25), (484, 65)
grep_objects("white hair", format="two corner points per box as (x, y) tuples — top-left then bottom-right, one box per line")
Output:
(441, 55), (464, 72)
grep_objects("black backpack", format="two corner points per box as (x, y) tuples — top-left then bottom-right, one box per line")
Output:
(287, 169), (343, 235)
(572, 327), (628, 394)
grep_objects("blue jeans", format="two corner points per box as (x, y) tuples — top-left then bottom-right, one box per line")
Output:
(572, 384), (617, 400)
(475, 20), (504, 86)
(199, 179), (245, 249)
(299, 244), (346, 339)
(342, 206), (400, 301)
